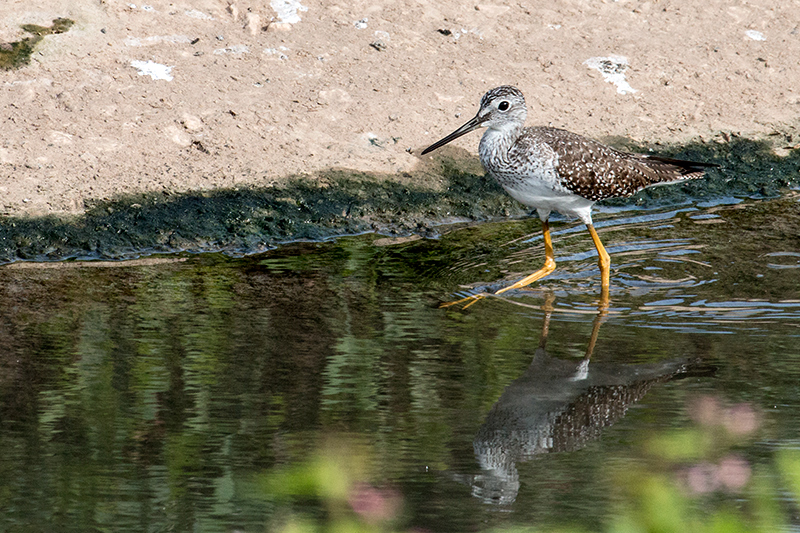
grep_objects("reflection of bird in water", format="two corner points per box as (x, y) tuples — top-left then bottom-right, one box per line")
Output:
(422, 86), (717, 308)
(471, 296), (712, 505)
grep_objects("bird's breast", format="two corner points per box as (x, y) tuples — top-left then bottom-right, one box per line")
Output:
(478, 131), (595, 222)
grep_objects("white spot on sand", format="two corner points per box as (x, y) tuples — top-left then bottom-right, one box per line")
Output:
(130, 60), (174, 81)
(585, 55), (637, 95)
(271, 0), (308, 24)
(185, 9), (213, 20)
(745, 30), (766, 41)
(124, 35), (192, 47)
(354, 18), (368, 29)
(263, 46), (289, 60)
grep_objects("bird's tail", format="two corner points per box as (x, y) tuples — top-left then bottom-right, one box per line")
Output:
(642, 154), (719, 182)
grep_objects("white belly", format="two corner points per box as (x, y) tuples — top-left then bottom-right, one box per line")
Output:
(500, 177), (596, 225)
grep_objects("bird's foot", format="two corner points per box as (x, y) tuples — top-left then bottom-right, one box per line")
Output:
(438, 292), (488, 310)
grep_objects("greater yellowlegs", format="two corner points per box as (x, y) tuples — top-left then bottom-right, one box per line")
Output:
(421, 86), (717, 304)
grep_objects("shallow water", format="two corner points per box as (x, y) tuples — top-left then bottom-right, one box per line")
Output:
(2, 193), (800, 532)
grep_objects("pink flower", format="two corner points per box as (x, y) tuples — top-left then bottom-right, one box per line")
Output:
(349, 482), (402, 524)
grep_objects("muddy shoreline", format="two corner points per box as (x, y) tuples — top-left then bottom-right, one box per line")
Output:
(0, 134), (796, 264)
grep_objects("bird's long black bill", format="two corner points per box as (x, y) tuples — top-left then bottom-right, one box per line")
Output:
(420, 114), (487, 155)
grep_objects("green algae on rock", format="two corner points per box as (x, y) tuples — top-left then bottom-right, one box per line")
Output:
(0, 17), (74, 70)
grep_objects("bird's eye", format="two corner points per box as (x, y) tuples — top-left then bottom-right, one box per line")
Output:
(497, 101), (510, 111)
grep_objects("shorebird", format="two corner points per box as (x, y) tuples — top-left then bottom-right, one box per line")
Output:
(421, 86), (717, 306)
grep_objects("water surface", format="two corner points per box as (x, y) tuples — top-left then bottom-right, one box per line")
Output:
(2, 193), (800, 532)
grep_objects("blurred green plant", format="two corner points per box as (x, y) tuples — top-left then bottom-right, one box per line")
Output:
(261, 437), (404, 533)
(602, 396), (770, 533)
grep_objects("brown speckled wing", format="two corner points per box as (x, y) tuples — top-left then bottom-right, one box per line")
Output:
(530, 127), (711, 201)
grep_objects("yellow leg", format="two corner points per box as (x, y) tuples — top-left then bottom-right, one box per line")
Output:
(585, 306), (605, 358)
(439, 220), (556, 309)
(495, 220), (556, 295)
(586, 224), (611, 308)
